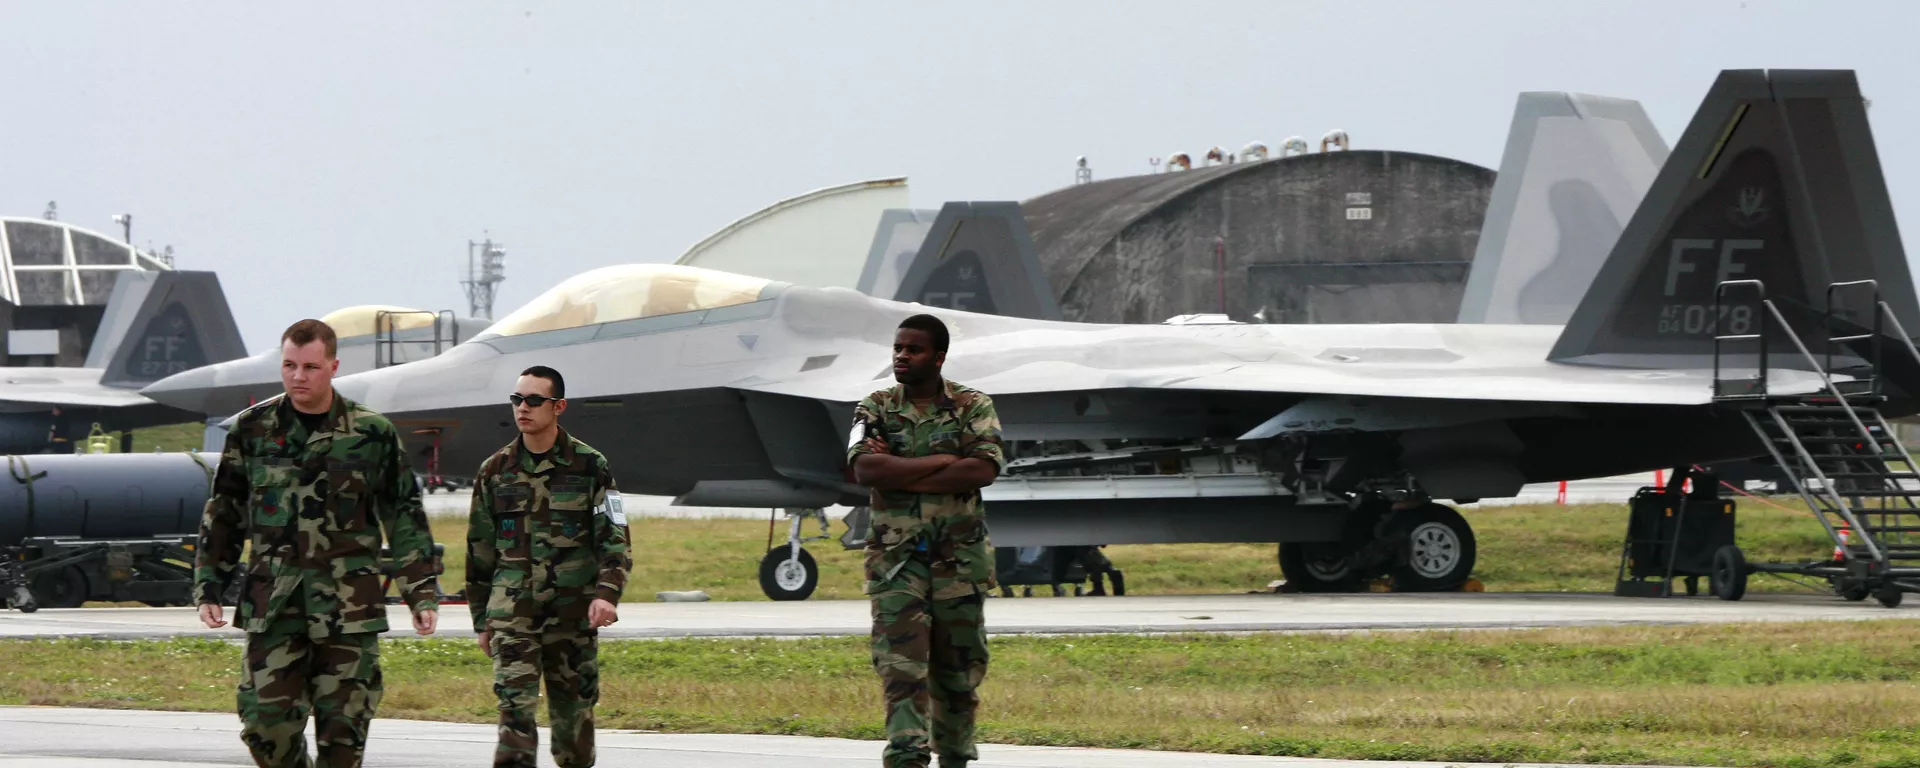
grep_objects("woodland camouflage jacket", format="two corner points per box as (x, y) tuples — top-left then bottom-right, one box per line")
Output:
(193, 390), (441, 636)
(846, 378), (1006, 600)
(466, 428), (631, 634)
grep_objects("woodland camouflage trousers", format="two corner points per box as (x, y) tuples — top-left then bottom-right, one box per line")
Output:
(870, 557), (991, 768)
(490, 628), (600, 768)
(235, 615), (383, 768)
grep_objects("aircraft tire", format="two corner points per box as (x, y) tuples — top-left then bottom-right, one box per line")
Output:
(1389, 503), (1477, 592)
(759, 546), (819, 601)
(1278, 541), (1364, 592)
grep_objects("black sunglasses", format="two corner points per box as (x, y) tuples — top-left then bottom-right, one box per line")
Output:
(509, 394), (561, 407)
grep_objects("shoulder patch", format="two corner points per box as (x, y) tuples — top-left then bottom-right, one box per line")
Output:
(598, 494), (626, 525)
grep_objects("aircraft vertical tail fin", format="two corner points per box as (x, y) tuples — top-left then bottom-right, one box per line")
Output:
(1456, 91), (1670, 324)
(91, 270), (248, 389)
(1547, 69), (1914, 369)
(884, 201), (1063, 321)
(853, 208), (941, 301)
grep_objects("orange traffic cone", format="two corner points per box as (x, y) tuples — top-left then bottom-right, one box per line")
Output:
(1835, 527), (1852, 561)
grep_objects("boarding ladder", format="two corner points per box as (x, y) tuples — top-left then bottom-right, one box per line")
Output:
(373, 309), (460, 369)
(1711, 278), (1920, 606)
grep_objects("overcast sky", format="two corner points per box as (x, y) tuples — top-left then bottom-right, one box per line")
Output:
(1, 0), (1913, 353)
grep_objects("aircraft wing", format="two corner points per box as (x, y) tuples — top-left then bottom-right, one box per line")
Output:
(734, 318), (1839, 414)
(0, 368), (157, 411)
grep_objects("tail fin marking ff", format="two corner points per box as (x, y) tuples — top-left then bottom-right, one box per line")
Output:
(95, 270), (248, 389)
(887, 202), (1063, 321)
(1548, 69), (1913, 368)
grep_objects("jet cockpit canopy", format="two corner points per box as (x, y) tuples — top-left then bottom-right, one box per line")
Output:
(473, 264), (782, 341)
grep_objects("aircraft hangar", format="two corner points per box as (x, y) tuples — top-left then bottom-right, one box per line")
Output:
(0, 216), (174, 368)
(1020, 146), (1496, 325)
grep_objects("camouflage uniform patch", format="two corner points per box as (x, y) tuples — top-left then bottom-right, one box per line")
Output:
(848, 379), (1004, 768)
(490, 628), (599, 768)
(237, 612), (383, 768)
(870, 557), (990, 768)
(466, 428), (629, 768)
(193, 390), (439, 767)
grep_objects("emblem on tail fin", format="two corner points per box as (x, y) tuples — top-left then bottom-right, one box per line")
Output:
(1728, 186), (1771, 228)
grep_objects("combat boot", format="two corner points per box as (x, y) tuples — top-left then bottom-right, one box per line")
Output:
(1087, 572), (1106, 596)
(1109, 569), (1126, 596)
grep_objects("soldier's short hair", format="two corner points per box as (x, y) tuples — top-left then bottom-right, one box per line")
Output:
(281, 318), (337, 359)
(898, 314), (949, 353)
(520, 365), (565, 399)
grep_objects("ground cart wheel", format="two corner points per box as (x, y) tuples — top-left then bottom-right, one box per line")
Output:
(8, 585), (36, 613)
(759, 546), (818, 601)
(1710, 545), (1747, 601)
(30, 565), (89, 609)
(1874, 584), (1903, 609)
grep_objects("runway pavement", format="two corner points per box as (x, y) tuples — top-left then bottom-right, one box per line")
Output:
(0, 707), (1701, 767)
(0, 590), (1907, 641)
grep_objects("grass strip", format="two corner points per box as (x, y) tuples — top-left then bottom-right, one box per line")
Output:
(5, 620), (1920, 766)
(423, 500), (1841, 602)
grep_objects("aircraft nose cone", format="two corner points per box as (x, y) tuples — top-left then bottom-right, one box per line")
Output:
(140, 365), (216, 410)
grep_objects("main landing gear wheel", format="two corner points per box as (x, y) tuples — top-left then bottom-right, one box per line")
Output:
(1391, 503), (1478, 592)
(759, 546), (819, 601)
(1278, 541), (1363, 592)
(1710, 545), (1748, 601)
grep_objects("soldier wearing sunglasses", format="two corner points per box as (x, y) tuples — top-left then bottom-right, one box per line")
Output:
(465, 365), (631, 768)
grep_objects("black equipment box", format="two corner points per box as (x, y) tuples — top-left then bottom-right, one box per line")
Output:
(1614, 483), (1736, 597)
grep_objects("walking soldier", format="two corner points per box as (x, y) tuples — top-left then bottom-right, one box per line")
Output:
(467, 365), (631, 768)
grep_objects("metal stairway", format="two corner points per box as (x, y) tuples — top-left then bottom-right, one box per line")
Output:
(1711, 278), (1920, 606)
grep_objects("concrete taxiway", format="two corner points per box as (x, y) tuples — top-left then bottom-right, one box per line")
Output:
(0, 707), (1693, 767)
(0, 591), (1907, 641)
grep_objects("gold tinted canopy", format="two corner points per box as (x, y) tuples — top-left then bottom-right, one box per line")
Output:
(318, 305), (440, 338)
(480, 264), (774, 338)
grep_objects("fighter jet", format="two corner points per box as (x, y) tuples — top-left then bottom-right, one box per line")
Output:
(144, 69), (1920, 602)
(137, 304), (486, 418)
(0, 269), (246, 454)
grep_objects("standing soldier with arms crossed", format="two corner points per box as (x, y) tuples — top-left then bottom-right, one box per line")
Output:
(467, 365), (630, 768)
(847, 314), (1006, 768)
(194, 318), (442, 768)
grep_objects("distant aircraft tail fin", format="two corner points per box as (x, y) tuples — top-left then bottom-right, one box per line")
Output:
(1548, 69), (1914, 371)
(91, 270), (249, 389)
(853, 208), (941, 300)
(1456, 91), (1670, 324)
(883, 201), (1063, 321)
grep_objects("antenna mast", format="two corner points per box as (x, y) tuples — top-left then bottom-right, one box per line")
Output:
(462, 237), (507, 319)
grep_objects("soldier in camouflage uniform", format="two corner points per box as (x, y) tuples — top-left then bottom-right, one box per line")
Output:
(466, 365), (631, 768)
(194, 319), (442, 768)
(847, 314), (1005, 768)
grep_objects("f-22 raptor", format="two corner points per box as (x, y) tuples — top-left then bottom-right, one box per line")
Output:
(143, 69), (1920, 604)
